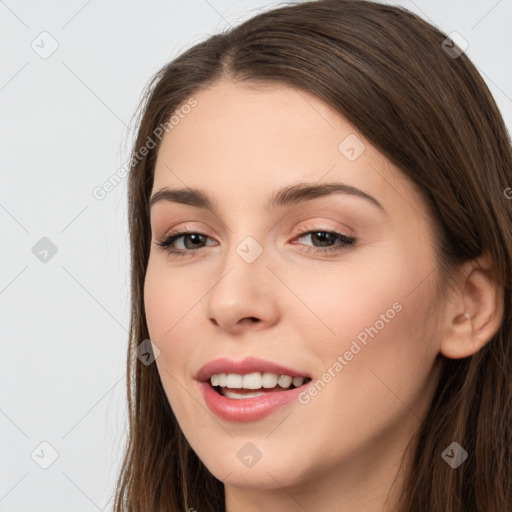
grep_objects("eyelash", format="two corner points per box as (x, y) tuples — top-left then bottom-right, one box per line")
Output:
(155, 225), (356, 258)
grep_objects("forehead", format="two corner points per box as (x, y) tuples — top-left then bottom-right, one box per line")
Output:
(152, 79), (428, 224)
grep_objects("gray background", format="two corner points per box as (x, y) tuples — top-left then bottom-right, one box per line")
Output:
(1, 0), (511, 510)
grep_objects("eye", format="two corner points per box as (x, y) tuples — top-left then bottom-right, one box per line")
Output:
(155, 229), (217, 257)
(292, 227), (356, 255)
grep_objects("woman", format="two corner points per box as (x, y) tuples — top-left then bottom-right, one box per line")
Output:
(115, 0), (512, 510)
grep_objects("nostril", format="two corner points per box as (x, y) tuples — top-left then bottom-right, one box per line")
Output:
(241, 317), (260, 324)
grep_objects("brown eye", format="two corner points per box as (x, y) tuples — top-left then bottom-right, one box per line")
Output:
(155, 230), (217, 256)
(294, 229), (356, 254)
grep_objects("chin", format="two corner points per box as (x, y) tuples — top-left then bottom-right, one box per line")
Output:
(197, 449), (311, 490)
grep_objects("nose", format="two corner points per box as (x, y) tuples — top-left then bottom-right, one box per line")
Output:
(204, 240), (280, 334)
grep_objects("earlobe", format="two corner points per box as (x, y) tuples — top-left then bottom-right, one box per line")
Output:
(439, 251), (504, 360)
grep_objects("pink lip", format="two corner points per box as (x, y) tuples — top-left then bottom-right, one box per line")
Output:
(195, 356), (312, 423)
(197, 380), (309, 422)
(195, 356), (311, 382)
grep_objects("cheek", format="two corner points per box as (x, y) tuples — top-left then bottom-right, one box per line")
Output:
(285, 257), (414, 350)
(305, 258), (439, 413)
(144, 261), (206, 417)
(143, 259), (204, 343)
(285, 263), (440, 466)
(143, 258), (224, 422)
(291, 244), (439, 399)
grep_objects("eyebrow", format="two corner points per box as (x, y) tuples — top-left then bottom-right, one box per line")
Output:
(149, 182), (385, 212)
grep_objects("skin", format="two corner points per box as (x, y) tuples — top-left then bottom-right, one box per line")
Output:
(144, 79), (503, 511)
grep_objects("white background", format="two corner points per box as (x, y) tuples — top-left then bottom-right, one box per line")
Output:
(1, 0), (511, 510)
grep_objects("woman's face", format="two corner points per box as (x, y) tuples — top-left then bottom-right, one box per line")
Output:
(144, 79), (446, 502)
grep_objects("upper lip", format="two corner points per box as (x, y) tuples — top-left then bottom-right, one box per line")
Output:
(195, 356), (312, 382)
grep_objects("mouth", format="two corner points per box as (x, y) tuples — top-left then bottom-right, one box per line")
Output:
(195, 356), (313, 421)
(209, 372), (313, 399)
(199, 375), (313, 422)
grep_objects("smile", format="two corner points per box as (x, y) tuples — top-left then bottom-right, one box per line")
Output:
(198, 373), (313, 423)
(210, 372), (311, 398)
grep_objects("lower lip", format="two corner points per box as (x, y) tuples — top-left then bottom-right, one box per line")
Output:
(198, 381), (307, 422)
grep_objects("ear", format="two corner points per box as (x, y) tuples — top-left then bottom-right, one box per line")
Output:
(440, 251), (504, 359)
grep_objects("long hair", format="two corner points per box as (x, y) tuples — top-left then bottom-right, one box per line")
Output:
(114, 1), (512, 510)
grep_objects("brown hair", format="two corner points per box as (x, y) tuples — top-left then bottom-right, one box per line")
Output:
(114, 0), (512, 510)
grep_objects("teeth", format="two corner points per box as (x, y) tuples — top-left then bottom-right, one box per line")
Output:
(226, 374), (243, 388)
(223, 389), (266, 399)
(292, 377), (305, 387)
(209, 372), (308, 390)
(242, 372), (263, 389)
(277, 375), (292, 388)
(262, 372), (278, 388)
